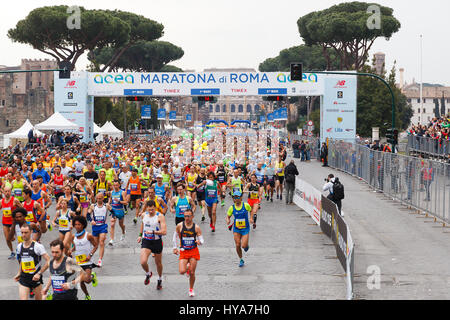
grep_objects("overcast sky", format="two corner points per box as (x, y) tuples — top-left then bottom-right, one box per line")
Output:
(1, 0), (449, 85)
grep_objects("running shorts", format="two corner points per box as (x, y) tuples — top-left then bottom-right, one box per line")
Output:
(205, 197), (218, 207)
(247, 198), (260, 208)
(130, 194), (141, 202)
(175, 216), (185, 226)
(179, 247), (200, 261)
(141, 238), (163, 254)
(19, 273), (43, 289)
(277, 176), (285, 184)
(196, 191), (205, 201)
(92, 224), (108, 237)
(233, 226), (250, 236)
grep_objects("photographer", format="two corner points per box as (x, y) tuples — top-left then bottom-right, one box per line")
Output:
(323, 174), (344, 216)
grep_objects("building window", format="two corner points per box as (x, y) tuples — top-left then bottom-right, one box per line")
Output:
(417, 99), (420, 103)
(231, 104), (236, 113)
(238, 104), (243, 113)
(428, 116), (430, 121)
(423, 98), (426, 103)
(255, 105), (260, 113)
(215, 105), (220, 113)
(418, 109), (420, 113)
(407, 99), (411, 103)
(209, 105), (213, 113)
(1, 100), (4, 106)
(423, 108), (426, 113)
(30, 81), (32, 86)
(222, 104), (226, 113)
(38, 81), (41, 87)
(246, 104), (252, 113)
(6, 120), (9, 127)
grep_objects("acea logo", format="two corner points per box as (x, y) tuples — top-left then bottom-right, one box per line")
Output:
(93, 74), (134, 84)
(277, 73), (318, 83)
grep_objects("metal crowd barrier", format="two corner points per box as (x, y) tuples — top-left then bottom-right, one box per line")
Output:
(328, 140), (450, 224)
(407, 135), (450, 158)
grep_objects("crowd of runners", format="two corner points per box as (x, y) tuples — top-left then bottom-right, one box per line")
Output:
(1, 129), (290, 300)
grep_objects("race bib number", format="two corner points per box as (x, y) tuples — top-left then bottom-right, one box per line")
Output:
(182, 237), (195, 248)
(51, 275), (66, 292)
(143, 231), (155, 240)
(188, 182), (194, 188)
(207, 190), (216, 197)
(14, 189), (22, 197)
(130, 184), (138, 191)
(235, 219), (246, 229)
(59, 218), (69, 228)
(250, 191), (259, 199)
(26, 211), (35, 222)
(95, 215), (105, 224)
(21, 257), (36, 274)
(75, 254), (89, 265)
(3, 209), (11, 218)
(80, 195), (87, 202)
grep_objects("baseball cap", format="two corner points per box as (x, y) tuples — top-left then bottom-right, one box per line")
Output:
(232, 191), (243, 198)
(157, 174), (163, 178)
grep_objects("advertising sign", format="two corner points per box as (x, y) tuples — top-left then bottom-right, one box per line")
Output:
(169, 111), (177, 121)
(141, 105), (152, 119)
(87, 72), (324, 97)
(53, 71), (92, 143)
(186, 114), (192, 122)
(293, 177), (321, 225)
(157, 108), (166, 120)
(321, 74), (357, 143)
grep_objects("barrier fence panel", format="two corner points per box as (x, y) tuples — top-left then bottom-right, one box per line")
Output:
(407, 135), (450, 158)
(293, 176), (355, 300)
(329, 140), (450, 223)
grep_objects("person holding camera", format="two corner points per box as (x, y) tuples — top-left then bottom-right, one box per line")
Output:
(323, 174), (344, 216)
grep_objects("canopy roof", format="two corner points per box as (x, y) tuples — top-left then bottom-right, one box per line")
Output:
(5, 119), (44, 138)
(35, 112), (79, 130)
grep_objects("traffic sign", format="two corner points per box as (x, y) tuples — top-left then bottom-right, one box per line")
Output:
(307, 120), (314, 126)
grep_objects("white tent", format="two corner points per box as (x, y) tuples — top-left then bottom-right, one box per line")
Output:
(100, 121), (123, 139)
(94, 123), (104, 141)
(5, 119), (44, 139)
(3, 119), (44, 148)
(35, 112), (79, 131)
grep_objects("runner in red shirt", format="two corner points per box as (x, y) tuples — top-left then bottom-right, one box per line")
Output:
(1, 186), (21, 259)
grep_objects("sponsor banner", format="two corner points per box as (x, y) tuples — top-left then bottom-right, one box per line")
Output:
(87, 72), (324, 97)
(54, 71), (92, 143)
(141, 105), (152, 119)
(267, 113), (274, 123)
(320, 195), (334, 239)
(293, 177), (321, 225)
(321, 74), (357, 143)
(334, 208), (348, 272)
(274, 107), (288, 120)
(186, 114), (192, 122)
(169, 111), (177, 121)
(157, 108), (166, 120)
(259, 115), (266, 123)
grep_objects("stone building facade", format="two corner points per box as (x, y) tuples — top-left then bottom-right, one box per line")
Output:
(0, 59), (56, 133)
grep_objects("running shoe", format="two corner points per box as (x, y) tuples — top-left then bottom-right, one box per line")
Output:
(47, 221), (52, 231)
(133, 217), (137, 224)
(46, 293), (53, 300)
(271, 198), (273, 202)
(108, 239), (114, 246)
(8, 252), (15, 260)
(157, 279), (162, 290)
(144, 272), (153, 285)
(276, 194), (279, 199)
(211, 225), (215, 233)
(253, 223), (256, 229)
(239, 259), (245, 267)
(85, 295), (92, 300)
(221, 200), (225, 207)
(97, 259), (102, 268)
(120, 233), (126, 241)
(188, 289), (195, 297)
(91, 272), (98, 287)
(280, 195), (283, 201)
